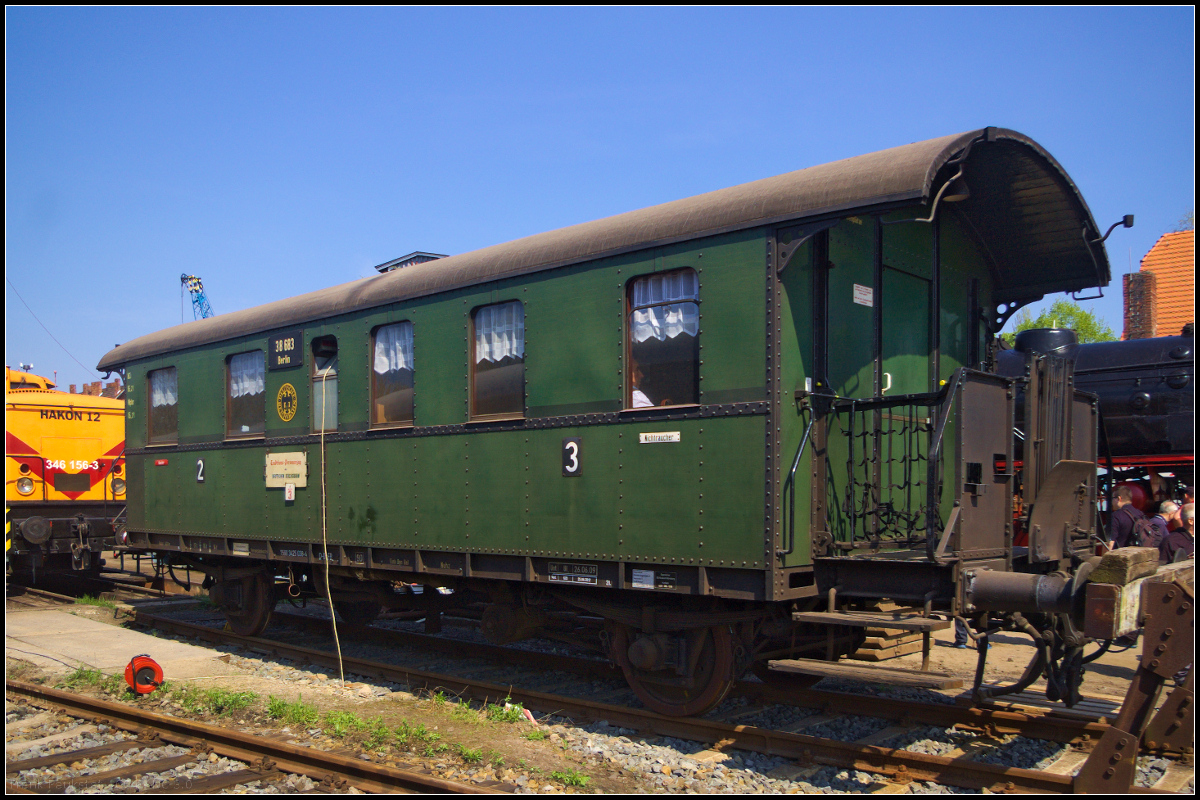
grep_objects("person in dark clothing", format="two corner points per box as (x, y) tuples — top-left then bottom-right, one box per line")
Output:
(953, 618), (969, 648)
(1161, 503), (1194, 564)
(1108, 485), (1147, 549)
(1146, 501), (1179, 551)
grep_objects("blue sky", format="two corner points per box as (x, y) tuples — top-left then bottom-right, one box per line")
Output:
(6, 8), (1194, 387)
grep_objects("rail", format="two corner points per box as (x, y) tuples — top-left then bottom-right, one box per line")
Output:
(6, 680), (493, 794)
(123, 610), (1118, 793)
(778, 406), (816, 558)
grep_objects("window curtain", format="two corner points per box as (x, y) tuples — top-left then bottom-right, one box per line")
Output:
(150, 368), (178, 408)
(475, 302), (525, 363)
(374, 322), (414, 374)
(229, 352), (265, 398)
(630, 271), (700, 343)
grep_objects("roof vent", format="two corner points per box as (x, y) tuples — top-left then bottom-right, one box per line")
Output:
(373, 252), (448, 274)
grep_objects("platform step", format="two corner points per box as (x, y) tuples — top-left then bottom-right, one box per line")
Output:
(964, 688), (1123, 721)
(768, 659), (963, 689)
(791, 611), (950, 632)
(849, 640), (925, 661)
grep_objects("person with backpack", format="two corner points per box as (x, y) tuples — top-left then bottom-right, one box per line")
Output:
(1147, 501), (1180, 552)
(1108, 485), (1152, 550)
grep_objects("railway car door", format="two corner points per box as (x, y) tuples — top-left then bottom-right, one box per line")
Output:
(813, 216), (936, 549)
(880, 218), (933, 397)
(823, 216), (933, 398)
(825, 218), (876, 399)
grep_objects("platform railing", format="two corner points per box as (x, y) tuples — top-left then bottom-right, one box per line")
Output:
(822, 381), (952, 554)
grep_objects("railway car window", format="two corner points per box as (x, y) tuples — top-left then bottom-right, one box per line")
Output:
(628, 269), (699, 408)
(471, 301), (524, 419)
(227, 351), (265, 438)
(372, 322), (414, 426)
(147, 367), (178, 444)
(312, 336), (338, 433)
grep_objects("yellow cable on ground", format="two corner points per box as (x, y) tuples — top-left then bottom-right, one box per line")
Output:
(319, 369), (345, 688)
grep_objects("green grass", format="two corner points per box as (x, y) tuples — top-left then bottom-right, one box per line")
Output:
(58, 666), (124, 695)
(488, 749), (505, 768)
(450, 702), (480, 723)
(431, 690), (448, 705)
(457, 744), (483, 764)
(396, 720), (441, 747)
(325, 710), (369, 738)
(522, 729), (548, 741)
(364, 718), (393, 749)
(75, 594), (117, 609)
(267, 695), (320, 726)
(172, 685), (257, 716)
(485, 699), (525, 724)
(203, 688), (257, 715)
(551, 769), (590, 787)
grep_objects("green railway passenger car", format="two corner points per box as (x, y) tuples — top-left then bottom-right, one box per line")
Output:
(101, 128), (1114, 715)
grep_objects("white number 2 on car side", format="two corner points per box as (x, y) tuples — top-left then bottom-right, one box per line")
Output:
(196, 458), (205, 483)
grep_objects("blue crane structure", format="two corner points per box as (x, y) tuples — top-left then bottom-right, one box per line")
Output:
(181, 274), (215, 320)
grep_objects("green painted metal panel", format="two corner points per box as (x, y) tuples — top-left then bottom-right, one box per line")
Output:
(218, 447), (268, 535)
(882, 267), (931, 396)
(411, 296), (471, 427)
(523, 427), (620, 557)
(826, 218), (875, 399)
(124, 364), (147, 451)
(524, 262), (625, 416)
(688, 416), (767, 567)
(412, 434), (466, 547)
(881, 215), (934, 281)
(615, 416), (763, 567)
(939, 216), (993, 382)
(346, 436), (415, 546)
(463, 431), (525, 550)
(174, 350), (223, 445)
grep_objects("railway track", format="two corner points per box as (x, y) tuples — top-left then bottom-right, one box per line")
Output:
(5, 680), (502, 794)
(5, 586), (79, 611)
(126, 609), (1191, 793)
(249, 607), (1128, 749)
(12, 585), (1190, 792)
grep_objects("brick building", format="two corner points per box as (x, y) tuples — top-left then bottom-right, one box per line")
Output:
(69, 377), (124, 398)
(1123, 230), (1195, 339)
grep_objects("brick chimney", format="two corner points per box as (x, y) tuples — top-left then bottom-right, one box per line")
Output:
(1123, 271), (1157, 340)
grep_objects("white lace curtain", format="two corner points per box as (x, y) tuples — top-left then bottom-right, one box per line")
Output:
(374, 322), (414, 374)
(150, 368), (178, 408)
(229, 351), (265, 398)
(475, 302), (525, 363)
(630, 271), (699, 343)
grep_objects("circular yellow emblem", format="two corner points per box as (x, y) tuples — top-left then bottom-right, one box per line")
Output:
(276, 383), (298, 422)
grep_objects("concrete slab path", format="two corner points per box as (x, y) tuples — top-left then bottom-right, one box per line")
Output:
(5, 609), (237, 679)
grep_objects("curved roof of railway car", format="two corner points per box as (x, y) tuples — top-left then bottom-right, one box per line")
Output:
(99, 127), (1109, 371)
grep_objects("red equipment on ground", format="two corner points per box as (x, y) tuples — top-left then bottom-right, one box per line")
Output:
(124, 654), (163, 694)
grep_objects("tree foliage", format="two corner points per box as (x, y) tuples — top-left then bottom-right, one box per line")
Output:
(1002, 299), (1117, 345)
(1175, 209), (1195, 232)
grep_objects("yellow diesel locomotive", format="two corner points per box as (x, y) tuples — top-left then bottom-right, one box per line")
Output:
(5, 366), (126, 576)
